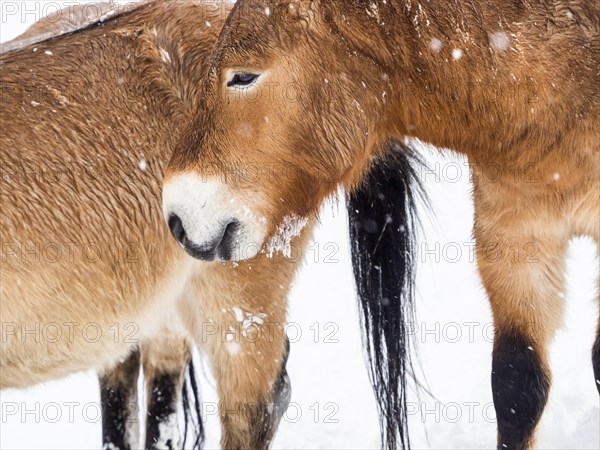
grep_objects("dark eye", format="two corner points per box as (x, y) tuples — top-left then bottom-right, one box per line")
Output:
(227, 72), (259, 87)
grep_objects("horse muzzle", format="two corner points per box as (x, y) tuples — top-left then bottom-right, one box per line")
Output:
(167, 213), (241, 261)
(162, 174), (266, 262)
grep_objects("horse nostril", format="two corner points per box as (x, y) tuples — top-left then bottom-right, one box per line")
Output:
(168, 214), (186, 245)
(223, 220), (240, 241)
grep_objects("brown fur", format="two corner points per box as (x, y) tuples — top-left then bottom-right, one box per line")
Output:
(0, 1), (309, 447)
(8, 6), (195, 450)
(165, 1), (599, 447)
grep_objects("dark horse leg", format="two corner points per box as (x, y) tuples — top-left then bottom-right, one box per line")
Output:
(109, 337), (290, 450)
(100, 348), (141, 450)
(142, 334), (193, 450)
(474, 181), (569, 450)
(100, 335), (200, 450)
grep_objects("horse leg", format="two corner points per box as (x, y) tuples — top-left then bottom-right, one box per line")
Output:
(100, 347), (141, 450)
(474, 190), (568, 449)
(180, 258), (300, 450)
(205, 322), (290, 450)
(142, 325), (192, 450)
(591, 233), (600, 395)
(214, 334), (291, 450)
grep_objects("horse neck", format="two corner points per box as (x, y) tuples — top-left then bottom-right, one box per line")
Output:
(365, 0), (590, 169)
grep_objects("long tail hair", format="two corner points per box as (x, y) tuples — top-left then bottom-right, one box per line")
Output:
(347, 141), (425, 449)
(181, 357), (204, 449)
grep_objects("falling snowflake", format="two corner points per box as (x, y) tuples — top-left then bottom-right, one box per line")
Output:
(489, 32), (510, 51)
(429, 37), (443, 52)
(225, 341), (241, 356)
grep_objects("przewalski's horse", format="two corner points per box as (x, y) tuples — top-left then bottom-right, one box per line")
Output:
(162, 1), (600, 449)
(1, 1), (311, 448)
(6, 4), (200, 449)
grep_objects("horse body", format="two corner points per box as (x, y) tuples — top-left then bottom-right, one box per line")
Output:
(2, 1), (306, 447)
(162, 1), (599, 448)
(3, 6), (204, 449)
(1, 0), (210, 387)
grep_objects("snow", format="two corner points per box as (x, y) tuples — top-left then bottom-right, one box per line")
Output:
(1, 4), (598, 450)
(452, 48), (463, 60)
(489, 31), (510, 51)
(159, 48), (171, 64)
(232, 306), (244, 322)
(155, 412), (180, 450)
(225, 341), (241, 356)
(366, 2), (380, 21)
(429, 37), (443, 52)
(267, 214), (309, 258)
(99, 10), (116, 23)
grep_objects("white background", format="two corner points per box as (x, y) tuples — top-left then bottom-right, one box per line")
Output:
(1, 2), (598, 448)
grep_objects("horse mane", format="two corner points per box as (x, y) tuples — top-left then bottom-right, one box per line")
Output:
(347, 140), (427, 449)
(0, 0), (155, 54)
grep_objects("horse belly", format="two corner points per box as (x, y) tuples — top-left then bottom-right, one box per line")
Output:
(0, 251), (196, 389)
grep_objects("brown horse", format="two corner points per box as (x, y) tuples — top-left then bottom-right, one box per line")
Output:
(0, 1), (312, 448)
(162, 1), (599, 449)
(5, 5), (198, 449)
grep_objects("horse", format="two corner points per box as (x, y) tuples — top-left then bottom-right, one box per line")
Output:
(0, 1), (313, 448)
(161, 1), (600, 449)
(4, 5), (200, 449)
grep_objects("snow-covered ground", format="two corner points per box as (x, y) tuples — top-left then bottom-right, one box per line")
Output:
(1, 2), (598, 449)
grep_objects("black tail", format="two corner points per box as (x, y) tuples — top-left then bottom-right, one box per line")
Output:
(347, 141), (425, 449)
(181, 357), (204, 449)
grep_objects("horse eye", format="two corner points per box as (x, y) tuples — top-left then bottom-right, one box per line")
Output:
(227, 72), (259, 87)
